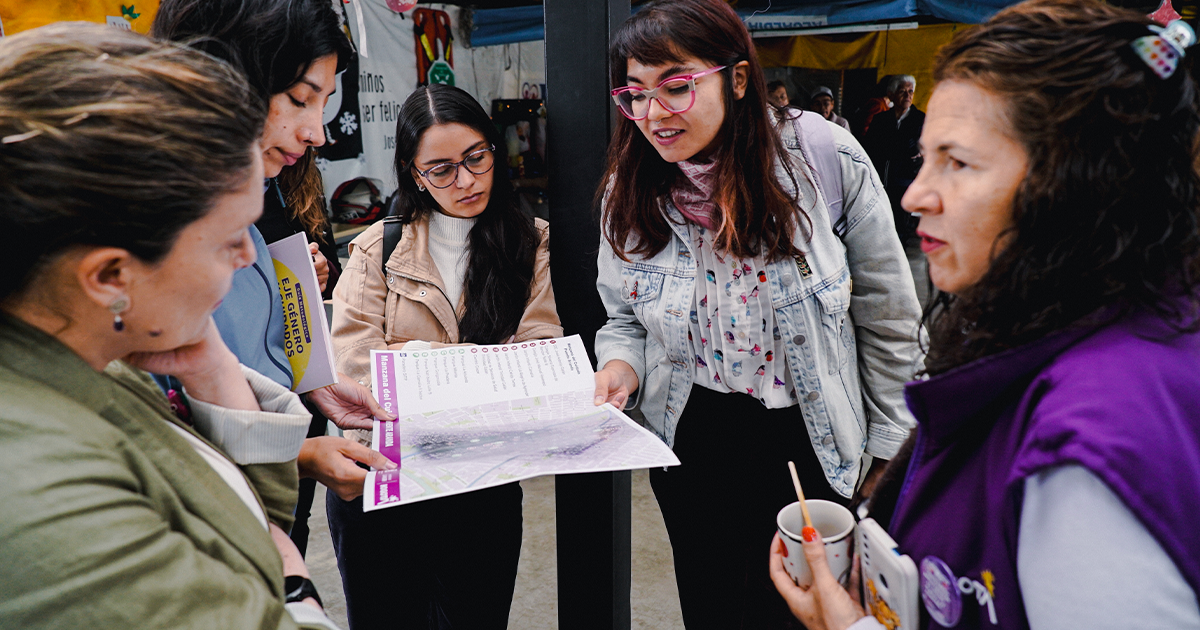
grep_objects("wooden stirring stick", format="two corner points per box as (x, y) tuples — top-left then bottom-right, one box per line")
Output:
(788, 461), (816, 538)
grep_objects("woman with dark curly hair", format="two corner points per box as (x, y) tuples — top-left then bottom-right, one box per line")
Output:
(771, 1), (1200, 628)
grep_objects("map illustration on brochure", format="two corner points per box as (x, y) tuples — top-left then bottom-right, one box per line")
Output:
(363, 335), (680, 511)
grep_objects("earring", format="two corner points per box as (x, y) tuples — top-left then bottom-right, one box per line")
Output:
(110, 298), (128, 332)
(418, 183), (426, 192)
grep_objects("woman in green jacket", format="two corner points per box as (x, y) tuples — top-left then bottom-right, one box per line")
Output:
(0, 24), (338, 629)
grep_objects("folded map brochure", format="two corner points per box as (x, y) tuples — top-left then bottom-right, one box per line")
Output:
(363, 335), (681, 511)
(267, 232), (338, 393)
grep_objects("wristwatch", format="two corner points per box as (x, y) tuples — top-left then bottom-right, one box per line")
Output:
(284, 575), (323, 608)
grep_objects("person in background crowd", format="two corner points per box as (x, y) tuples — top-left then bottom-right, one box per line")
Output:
(153, 0), (396, 557)
(328, 84), (561, 629)
(852, 76), (892, 138)
(0, 24), (338, 629)
(593, 0), (923, 627)
(768, 79), (792, 108)
(772, 1), (1200, 628)
(865, 74), (924, 247)
(810, 86), (851, 131)
(768, 79), (802, 123)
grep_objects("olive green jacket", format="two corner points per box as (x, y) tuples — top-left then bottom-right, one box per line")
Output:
(0, 315), (316, 629)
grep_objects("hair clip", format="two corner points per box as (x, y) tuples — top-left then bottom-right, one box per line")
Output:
(1132, 20), (1196, 79)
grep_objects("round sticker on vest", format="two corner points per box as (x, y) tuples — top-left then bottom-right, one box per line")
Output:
(921, 556), (963, 627)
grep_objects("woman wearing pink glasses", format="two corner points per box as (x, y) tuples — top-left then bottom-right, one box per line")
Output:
(591, 0), (923, 626)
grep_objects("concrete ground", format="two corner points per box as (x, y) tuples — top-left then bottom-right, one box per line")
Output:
(305, 469), (686, 629)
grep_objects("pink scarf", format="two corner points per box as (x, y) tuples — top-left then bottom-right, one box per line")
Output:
(672, 159), (719, 230)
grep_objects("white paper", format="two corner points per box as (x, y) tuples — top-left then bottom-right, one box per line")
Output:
(363, 335), (680, 511)
(386, 337), (594, 413)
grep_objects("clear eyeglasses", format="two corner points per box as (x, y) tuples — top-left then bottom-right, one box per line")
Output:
(610, 65), (726, 121)
(413, 145), (496, 189)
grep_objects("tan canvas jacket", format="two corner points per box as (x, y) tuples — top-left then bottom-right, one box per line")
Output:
(331, 213), (562, 445)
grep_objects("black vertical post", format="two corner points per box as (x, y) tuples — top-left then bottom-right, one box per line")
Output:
(544, 0), (632, 629)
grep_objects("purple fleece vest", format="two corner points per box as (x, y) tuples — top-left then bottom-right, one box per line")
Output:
(890, 309), (1200, 629)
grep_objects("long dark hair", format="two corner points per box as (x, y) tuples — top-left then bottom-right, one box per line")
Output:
(599, 0), (805, 261)
(151, 0), (352, 102)
(152, 0), (353, 242)
(392, 84), (539, 345)
(921, 0), (1200, 376)
(0, 24), (264, 303)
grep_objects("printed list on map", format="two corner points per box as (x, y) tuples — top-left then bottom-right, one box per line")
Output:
(363, 335), (680, 511)
(389, 337), (593, 414)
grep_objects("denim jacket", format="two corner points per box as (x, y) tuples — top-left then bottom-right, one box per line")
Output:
(595, 121), (923, 497)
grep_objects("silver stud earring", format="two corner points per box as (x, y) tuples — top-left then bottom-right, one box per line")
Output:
(110, 298), (128, 332)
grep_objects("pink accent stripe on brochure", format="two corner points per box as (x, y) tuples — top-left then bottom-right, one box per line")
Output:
(374, 352), (403, 467)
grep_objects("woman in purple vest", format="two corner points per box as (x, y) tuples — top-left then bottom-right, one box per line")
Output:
(770, 1), (1200, 628)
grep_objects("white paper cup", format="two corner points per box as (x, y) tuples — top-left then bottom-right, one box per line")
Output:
(776, 499), (855, 587)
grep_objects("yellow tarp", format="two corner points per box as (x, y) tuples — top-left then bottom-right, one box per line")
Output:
(755, 23), (970, 111)
(2, 1), (159, 36)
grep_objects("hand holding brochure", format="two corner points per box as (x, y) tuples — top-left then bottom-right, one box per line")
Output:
(266, 232), (338, 393)
(364, 335), (680, 511)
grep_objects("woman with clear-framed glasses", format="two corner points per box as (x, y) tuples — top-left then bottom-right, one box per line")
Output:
(591, 0), (923, 627)
(327, 83), (562, 629)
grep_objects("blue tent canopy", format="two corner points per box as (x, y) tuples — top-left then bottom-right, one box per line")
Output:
(470, 0), (1018, 47)
(471, 5), (546, 47)
(738, 0), (1018, 31)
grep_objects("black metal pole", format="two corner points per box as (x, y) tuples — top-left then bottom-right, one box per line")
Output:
(544, 0), (633, 628)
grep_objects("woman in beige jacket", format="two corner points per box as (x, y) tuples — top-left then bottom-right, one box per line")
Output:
(329, 84), (561, 629)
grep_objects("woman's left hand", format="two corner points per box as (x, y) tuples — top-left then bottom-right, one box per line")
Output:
(124, 317), (232, 378)
(124, 317), (258, 411)
(269, 523), (322, 611)
(769, 531), (867, 630)
(298, 436), (398, 501)
(310, 242), (330, 293)
(306, 374), (396, 430)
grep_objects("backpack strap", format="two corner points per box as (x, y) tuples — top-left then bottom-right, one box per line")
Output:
(380, 193), (405, 266)
(381, 216), (404, 266)
(791, 111), (847, 238)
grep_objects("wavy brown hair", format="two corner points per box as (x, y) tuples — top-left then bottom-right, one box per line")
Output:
(599, 0), (805, 261)
(921, 0), (1200, 375)
(275, 149), (332, 241)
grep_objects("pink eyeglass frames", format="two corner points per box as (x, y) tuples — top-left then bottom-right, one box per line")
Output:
(610, 65), (727, 121)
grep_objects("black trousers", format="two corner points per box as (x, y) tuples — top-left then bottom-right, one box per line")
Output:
(326, 482), (523, 630)
(289, 402), (331, 557)
(650, 385), (847, 630)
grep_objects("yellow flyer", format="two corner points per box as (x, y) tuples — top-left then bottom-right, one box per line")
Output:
(267, 232), (338, 393)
